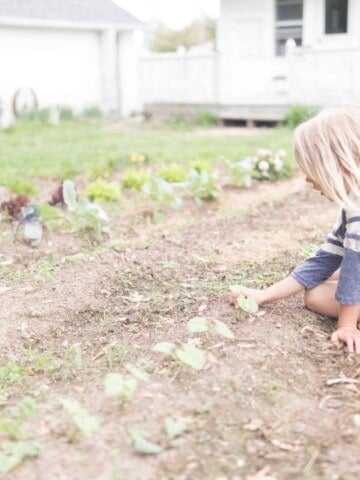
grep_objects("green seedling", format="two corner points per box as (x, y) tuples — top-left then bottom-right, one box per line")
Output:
(152, 341), (206, 371)
(0, 397), (36, 441)
(61, 398), (101, 438)
(104, 373), (137, 402)
(143, 177), (183, 209)
(164, 417), (188, 440)
(63, 179), (108, 239)
(224, 157), (253, 188)
(84, 178), (121, 202)
(126, 429), (163, 455)
(229, 285), (259, 314)
(158, 164), (188, 183)
(186, 168), (220, 204)
(0, 362), (23, 383)
(122, 169), (149, 190)
(187, 316), (235, 340)
(0, 441), (40, 474)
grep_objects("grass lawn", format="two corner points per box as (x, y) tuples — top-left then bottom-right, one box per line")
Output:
(0, 120), (294, 186)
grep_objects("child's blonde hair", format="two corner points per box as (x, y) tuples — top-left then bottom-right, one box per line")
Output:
(294, 107), (360, 211)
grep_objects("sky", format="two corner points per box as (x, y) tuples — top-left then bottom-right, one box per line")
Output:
(113, 0), (220, 29)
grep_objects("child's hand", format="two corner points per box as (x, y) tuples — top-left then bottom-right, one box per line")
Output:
(331, 327), (360, 354)
(229, 287), (266, 307)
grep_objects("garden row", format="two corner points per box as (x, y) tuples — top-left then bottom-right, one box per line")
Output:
(0, 148), (290, 246)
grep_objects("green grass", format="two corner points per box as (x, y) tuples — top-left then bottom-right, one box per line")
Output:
(0, 120), (294, 185)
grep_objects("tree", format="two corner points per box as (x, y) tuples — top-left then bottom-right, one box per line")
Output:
(150, 16), (216, 52)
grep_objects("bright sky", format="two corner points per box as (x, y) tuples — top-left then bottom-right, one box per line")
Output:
(113, 0), (220, 29)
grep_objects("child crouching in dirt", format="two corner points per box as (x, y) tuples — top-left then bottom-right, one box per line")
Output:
(231, 107), (360, 354)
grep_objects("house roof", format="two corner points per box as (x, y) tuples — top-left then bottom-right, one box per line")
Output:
(0, 0), (142, 28)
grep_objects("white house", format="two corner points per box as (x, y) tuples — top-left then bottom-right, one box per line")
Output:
(0, 0), (143, 119)
(141, 0), (360, 121)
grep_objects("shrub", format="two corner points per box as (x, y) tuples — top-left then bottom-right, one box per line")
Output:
(195, 110), (217, 126)
(82, 106), (102, 119)
(59, 107), (74, 121)
(284, 105), (316, 128)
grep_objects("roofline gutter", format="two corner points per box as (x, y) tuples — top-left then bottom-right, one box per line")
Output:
(0, 16), (145, 31)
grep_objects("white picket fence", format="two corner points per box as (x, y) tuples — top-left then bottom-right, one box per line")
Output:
(140, 52), (219, 105)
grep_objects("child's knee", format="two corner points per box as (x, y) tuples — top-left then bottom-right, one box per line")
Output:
(304, 288), (318, 311)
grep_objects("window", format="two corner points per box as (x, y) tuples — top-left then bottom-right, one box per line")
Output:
(275, 0), (303, 56)
(325, 0), (348, 34)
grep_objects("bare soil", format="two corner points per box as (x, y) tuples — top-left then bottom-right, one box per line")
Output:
(0, 177), (359, 480)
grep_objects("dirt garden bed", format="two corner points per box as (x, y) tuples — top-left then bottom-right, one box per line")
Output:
(0, 176), (359, 480)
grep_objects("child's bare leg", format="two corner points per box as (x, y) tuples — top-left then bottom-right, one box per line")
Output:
(304, 280), (340, 318)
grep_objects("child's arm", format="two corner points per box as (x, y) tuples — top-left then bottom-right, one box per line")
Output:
(230, 275), (304, 306)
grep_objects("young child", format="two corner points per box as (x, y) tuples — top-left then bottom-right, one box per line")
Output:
(231, 107), (360, 354)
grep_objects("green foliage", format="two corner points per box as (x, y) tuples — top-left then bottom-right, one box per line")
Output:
(187, 316), (235, 340)
(84, 178), (121, 202)
(124, 363), (150, 383)
(62, 398), (101, 437)
(63, 180), (108, 238)
(39, 204), (63, 223)
(152, 340), (206, 371)
(122, 169), (149, 190)
(126, 430), (163, 455)
(284, 105), (316, 128)
(143, 177), (183, 209)
(17, 108), (49, 123)
(0, 362), (23, 382)
(164, 417), (187, 440)
(0, 397), (36, 441)
(0, 441), (40, 474)
(150, 16), (216, 52)
(82, 106), (102, 118)
(8, 180), (37, 196)
(224, 158), (253, 188)
(158, 164), (188, 183)
(195, 110), (217, 126)
(237, 295), (259, 314)
(104, 373), (137, 402)
(59, 106), (74, 121)
(190, 160), (213, 174)
(186, 168), (220, 203)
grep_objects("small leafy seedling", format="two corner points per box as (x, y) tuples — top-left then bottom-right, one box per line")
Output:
(126, 429), (162, 455)
(104, 373), (137, 402)
(84, 178), (121, 202)
(0, 441), (40, 474)
(230, 286), (259, 314)
(187, 316), (235, 340)
(62, 398), (101, 438)
(164, 417), (188, 440)
(152, 341), (206, 371)
(63, 180), (108, 239)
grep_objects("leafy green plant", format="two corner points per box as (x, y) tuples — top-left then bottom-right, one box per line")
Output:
(164, 417), (187, 440)
(186, 168), (220, 204)
(0, 362), (23, 382)
(229, 285), (259, 313)
(284, 105), (316, 128)
(195, 110), (217, 126)
(122, 169), (149, 190)
(84, 178), (121, 202)
(62, 398), (101, 437)
(8, 180), (38, 196)
(190, 160), (213, 174)
(0, 441), (40, 474)
(158, 164), (188, 183)
(224, 158), (253, 188)
(59, 106), (74, 121)
(152, 341), (206, 371)
(82, 106), (102, 118)
(187, 316), (235, 340)
(63, 179), (108, 238)
(104, 373), (137, 402)
(0, 397), (36, 441)
(126, 429), (163, 455)
(143, 177), (183, 210)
